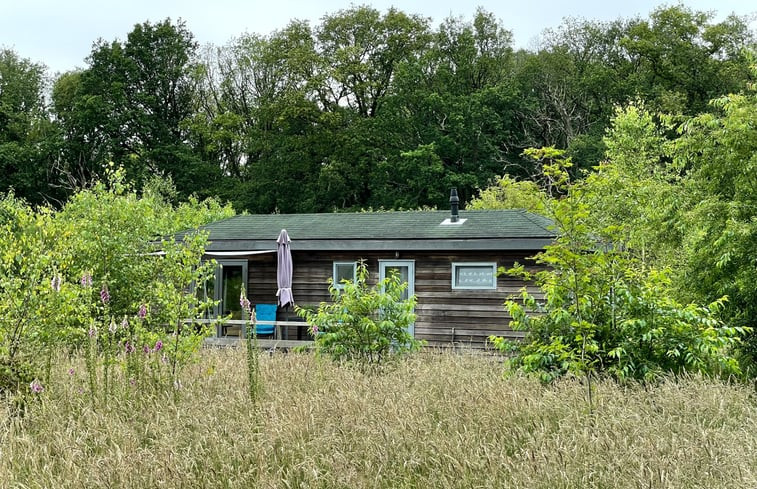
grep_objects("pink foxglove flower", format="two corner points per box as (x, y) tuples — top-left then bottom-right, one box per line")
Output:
(100, 285), (110, 304)
(239, 290), (251, 313)
(29, 380), (43, 394)
(138, 303), (147, 319)
(81, 272), (93, 287)
(154, 340), (163, 352)
(88, 326), (97, 337)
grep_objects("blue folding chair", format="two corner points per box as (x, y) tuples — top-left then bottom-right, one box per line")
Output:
(254, 304), (277, 337)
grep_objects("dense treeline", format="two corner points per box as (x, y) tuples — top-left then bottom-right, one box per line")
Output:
(1, 5), (754, 211)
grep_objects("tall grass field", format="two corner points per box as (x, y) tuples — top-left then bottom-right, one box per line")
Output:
(2, 349), (755, 488)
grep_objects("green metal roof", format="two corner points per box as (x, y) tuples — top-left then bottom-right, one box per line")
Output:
(178, 209), (555, 252)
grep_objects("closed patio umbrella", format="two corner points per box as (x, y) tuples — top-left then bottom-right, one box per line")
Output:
(276, 229), (294, 307)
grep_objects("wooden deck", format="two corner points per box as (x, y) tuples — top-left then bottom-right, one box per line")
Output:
(204, 336), (313, 349)
(191, 319), (314, 349)
(193, 317), (527, 351)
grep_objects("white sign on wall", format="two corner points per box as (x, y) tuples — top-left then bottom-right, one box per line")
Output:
(452, 263), (497, 290)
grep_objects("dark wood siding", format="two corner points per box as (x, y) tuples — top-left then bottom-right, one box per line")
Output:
(242, 250), (542, 347)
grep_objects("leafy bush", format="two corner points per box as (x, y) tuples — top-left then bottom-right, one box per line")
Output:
(53, 165), (233, 326)
(0, 168), (232, 400)
(297, 261), (421, 372)
(490, 149), (748, 383)
(0, 194), (80, 396)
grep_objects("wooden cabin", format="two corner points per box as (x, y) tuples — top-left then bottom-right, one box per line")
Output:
(181, 198), (554, 348)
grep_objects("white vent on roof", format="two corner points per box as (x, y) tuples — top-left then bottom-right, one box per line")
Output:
(440, 217), (467, 226)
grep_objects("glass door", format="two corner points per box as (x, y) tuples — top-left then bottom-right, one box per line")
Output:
(199, 259), (248, 337)
(378, 260), (415, 337)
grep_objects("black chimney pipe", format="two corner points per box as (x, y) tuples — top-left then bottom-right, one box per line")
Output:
(450, 188), (459, 223)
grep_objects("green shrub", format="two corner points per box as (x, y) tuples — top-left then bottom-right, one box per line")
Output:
(0, 168), (231, 399)
(490, 148), (748, 383)
(297, 261), (421, 372)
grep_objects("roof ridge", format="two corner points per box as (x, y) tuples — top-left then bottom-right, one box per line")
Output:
(518, 209), (556, 235)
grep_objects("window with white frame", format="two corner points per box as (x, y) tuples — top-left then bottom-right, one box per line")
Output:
(451, 262), (497, 290)
(332, 261), (357, 289)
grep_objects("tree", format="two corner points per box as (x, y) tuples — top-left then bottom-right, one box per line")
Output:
(50, 70), (110, 193)
(316, 6), (431, 118)
(489, 149), (747, 383)
(516, 17), (632, 170)
(369, 143), (446, 209)
(621, 6), (754, 114)
(667, 78), (757, 371)
(53, 19), (222, 199)
(468, 174), (545, 214)
(53, 166), (234, 324)
(0, 50), (62, 205)
(587, 103), (679, 264)
(380, 9), (521, 206)
(591, 81), (757, 374)
(190, 23), (329, 212)
(0, 167), (234, 397)
(0, 194), (81, 394)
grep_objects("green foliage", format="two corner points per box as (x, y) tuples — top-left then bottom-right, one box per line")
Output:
(0, 194), (82, 395)
(468, 174), (546, 214)
(51, 19), (223, 199)
(666, 75), (757, 372)
(0, 49), (62, 205)
(591, 76), (757, 374)
(2, 4), (751, 212)
(149, 234), (216, 393)
(297, 261), (421, 372)
(491, 149), (746, 383)
(0, 168), (233, 399)
(370, 143), (447, 209)
(53, 165), (232, 324)
(583, 104), (682, 268)
(620, 6), (753, 114)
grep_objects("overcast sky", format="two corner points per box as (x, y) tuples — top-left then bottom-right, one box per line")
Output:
(2, 0), (755, 74)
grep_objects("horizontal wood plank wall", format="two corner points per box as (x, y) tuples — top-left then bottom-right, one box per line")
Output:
(412, 252), (541, 348)
(243, 251), (543, 347)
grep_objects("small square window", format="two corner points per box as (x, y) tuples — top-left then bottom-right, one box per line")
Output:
(452, 263), (497, 290)
(333, 261), (357, 289)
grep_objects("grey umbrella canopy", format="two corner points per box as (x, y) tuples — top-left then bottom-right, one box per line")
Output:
(276, 229), (294, 307)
